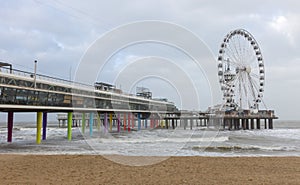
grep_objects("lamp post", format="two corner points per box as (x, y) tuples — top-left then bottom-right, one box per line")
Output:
(34, 60), (37, 89)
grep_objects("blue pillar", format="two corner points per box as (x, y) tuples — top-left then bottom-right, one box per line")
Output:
(42, 112), (47, 140)
(138, 113), (141, 131)
(89, 112), (94, 137)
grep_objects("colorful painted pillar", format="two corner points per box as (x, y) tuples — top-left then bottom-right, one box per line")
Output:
(67, 112), (72, 141)
(82, 113), (86, 133)
(89, 112), (94, 137)
(109, 113), (113, 132)
(123, 113), (126, 131)
(96, 113), (101, 132)
(150, 115), (154, 128)
(117, 113), (120, 132)
(127, 113), (131, 132)
(137, 113), (141, 131)
(131, 113), (134, 128)
(104, 112), (108, 132)
(7, 111), (14, 142)
(42, 112), (47, 140)
(36, 112), (42, 144)
(145, 118), (148, 129)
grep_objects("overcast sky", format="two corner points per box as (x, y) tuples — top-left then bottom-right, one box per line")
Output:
(0, 0), (300, 120)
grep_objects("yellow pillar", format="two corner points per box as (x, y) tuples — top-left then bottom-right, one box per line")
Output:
(109, 113), (113, 132)
(36, 112), (42, 144)
(67, 112), (72, 140)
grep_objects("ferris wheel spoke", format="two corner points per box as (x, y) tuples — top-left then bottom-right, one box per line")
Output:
(247, 81), (257, 101)
(233, 36), (244, 64)
(241, 37), (249, 65)
(226, 44), (242, 66)
(230, 36), (243, 64)
(249, 72), (260, 79)
(237, 36), (245, 65)
(247, 74), (259, 99)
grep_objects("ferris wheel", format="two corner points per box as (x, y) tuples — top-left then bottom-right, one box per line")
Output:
(217, 29), (265, 111)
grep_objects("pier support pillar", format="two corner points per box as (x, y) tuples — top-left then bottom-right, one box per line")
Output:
(128, 113), (131, 132)
(165, 119), (169, 129)
(250, 119), (254, 130)
(109, 113), (113, 132)
(89, 112), (94, 137)
(242, 119), (246, 130)
(132, 114), (135, 128)
(150, 116), (153, 128)
(7, 111), (14, 142)
(172, 119), (175, 129)
(145, 118), (147, 129)
(117, 113), (120, 132)
(82, 113), (86, 133)
(264, 119), (267, 129)
(268, 119), (273, 129)
(233, 119), (237, 130)
(138, 113), (141, 131)
(228, 119), (233, 130)
(67, 112), (72, 141)
(42, 112), (47, 140)
(245, 119), (249, 130)
(36, 112), (42, 144)
(256, 119), (261, 129)
(104, 113), (108, 132)
(123, 113), (126, 131)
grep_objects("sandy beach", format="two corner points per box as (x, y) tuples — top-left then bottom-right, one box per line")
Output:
(0, 155), (299, 185)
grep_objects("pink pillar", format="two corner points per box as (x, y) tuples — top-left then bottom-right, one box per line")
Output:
(128, 113), (131, 132)
(131, 113), (134, 128)
(123, 113), (126, 130)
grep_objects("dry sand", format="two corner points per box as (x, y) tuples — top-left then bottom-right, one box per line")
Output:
(0, 155), (299, 185)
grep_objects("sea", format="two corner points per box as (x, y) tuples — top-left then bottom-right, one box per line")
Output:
(0, 120), (299, 157)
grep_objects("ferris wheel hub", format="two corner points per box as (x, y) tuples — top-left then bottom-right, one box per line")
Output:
(246, 66), (251, 73)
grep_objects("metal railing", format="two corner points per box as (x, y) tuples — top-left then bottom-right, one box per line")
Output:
(0, 66), (93, 90)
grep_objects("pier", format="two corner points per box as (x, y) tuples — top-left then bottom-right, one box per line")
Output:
(0, 60), (277, 144)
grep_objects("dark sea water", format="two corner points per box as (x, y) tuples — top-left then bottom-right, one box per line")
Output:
(0, 120), (299, 157)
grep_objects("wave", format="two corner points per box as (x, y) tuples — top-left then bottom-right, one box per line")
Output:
(192, 145), (296, 152)
(90, 136), (229, 144)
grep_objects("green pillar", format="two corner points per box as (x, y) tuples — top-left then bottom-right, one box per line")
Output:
(36, 112), (42, 144)
(67, 112), (72, 141)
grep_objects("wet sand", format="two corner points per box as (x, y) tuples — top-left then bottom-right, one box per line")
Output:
(0, 155), (299, 185)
